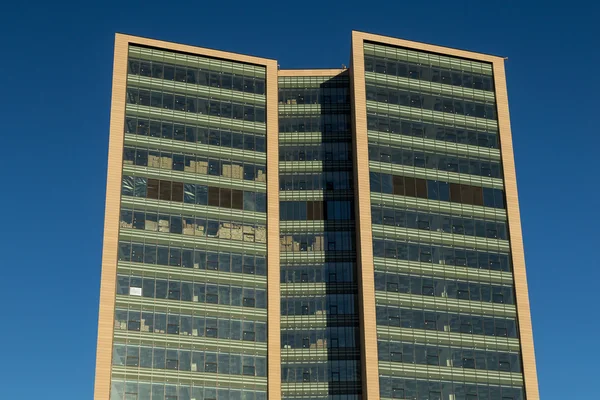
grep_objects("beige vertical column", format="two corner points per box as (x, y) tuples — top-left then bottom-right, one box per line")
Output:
(493, 60), (540, 400)
(350, 31), (380, 400)
(265, 60), (281, 400)
(94, 33), (128, 400)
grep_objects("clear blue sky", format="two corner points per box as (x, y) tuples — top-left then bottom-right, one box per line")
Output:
(0, 0), (597, 398)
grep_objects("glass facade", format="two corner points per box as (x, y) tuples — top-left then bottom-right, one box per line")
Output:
(98, 34), (537, 400)
(109, 45), (269, 400)
(363, 41), (525, 399)
(279, 73), (362, 400)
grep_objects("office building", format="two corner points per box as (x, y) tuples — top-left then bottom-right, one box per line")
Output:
(95, 31), (539, 400)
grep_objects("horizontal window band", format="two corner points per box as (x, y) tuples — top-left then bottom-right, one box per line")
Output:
(280, 328), (359, 336)
(366, 113), (498, 154)
(370, 193), (506, 221)
(375, 291), (516, 318)
(113, 330), (267, 355)
(278, 99), (350, 109)
(125, 87), (265, 126)
(124, 134), (266, 163)
(279, 160), (353, 173)
(280, 190), (354, 201)
(365, 71), (495, 102)
(279, 132), (352, 144)
(125, 86), (266, 126)
(129, 46), (266, 77)
(279, 103), (351, 114)
(371, 203), (507, 243)
(375, 265), (512, 293)
(377, 362), (523, 387)
(280, 199), (354, 224)
(281, 231), (355, 253)
(126, 104), (266, 135)
(368, 130), (500, 161)
(281, 348), (361, 362)
(280, 220), (355, 232)
(374, 257), (513, 286)
(280, 251), (357, 264)
(125, 115), (267, 155)
(372, 225), (510, 252)
(128, 75), (265, 106)
(281, 315), (359, 328)
(373, 236), (510, 274)
(280, 275), (358, 287)
(121, 196), (266, 224)
(365, 83), (496, 121)
(367, 101), (497, 131)
(281, 382), (362, 396)
(111, 366), (267, 390)
(117, 262), (266, 287)
(364, 43), (493, 75)
(278, 76), (349, 87)
(369, 161), (504, 190)
(119, 229), (267, 256)
(115, 295), (267, 321)
(377, 339), (520, 374)
(111, 380), (265, 398)
(122, 147), (266, 182)
(376, 325), (520, 352)
(119, 207), (266, 247)
(123, 164), (267, 192)
(281, 283), (358, 296)
(368, 142), (502, 181)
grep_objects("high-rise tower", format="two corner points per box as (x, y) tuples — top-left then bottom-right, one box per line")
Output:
(95, 32), (538, 400)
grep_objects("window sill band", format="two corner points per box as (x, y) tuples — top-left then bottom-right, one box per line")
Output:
(367, 130), (501, 161)
(369, 161), (504, 190)
(375, 256), (513, 286)
(365, 71), (496, 103)
(123, 164), (267, 192)
(118, 261), (266, 288)
(115, 295), (267, 321)
(370, 193), (507, 221)
(367, 101), (498, 132)
(372, 224), (510, 252)
(377, 325), (520, 352)
(124, 134), (266, 163)
(280, 282), (358, 296)
(121, 196), (267, 224)
(119, 229), (267, 256)
(377, 362), (523, 386)
(281, 382), (361, 396)
(279, 132), (351, 144)
(128, 74), (266, 106)
(281, 315), (359, 328)
(280, 251), (356, 263)
(281, 347), (360, 362)
(111, 365), (267, 390)
(279, 160), (353, 173)
(113, 330), (267, 355)
(375, 291), (516, 318)
(126, 104), (266, 135)
(280, 190), (355, 201)
(280, 220), (356, 232)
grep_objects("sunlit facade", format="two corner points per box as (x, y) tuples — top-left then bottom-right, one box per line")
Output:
(95, 32), (539, 400)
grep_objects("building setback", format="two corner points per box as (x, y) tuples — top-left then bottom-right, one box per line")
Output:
(95, 31), (539, 400)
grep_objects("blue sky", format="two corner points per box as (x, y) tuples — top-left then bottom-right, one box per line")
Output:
(0, 0), (597, 398)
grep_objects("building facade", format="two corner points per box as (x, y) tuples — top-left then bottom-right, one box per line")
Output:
(95, 32), (538, 400)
